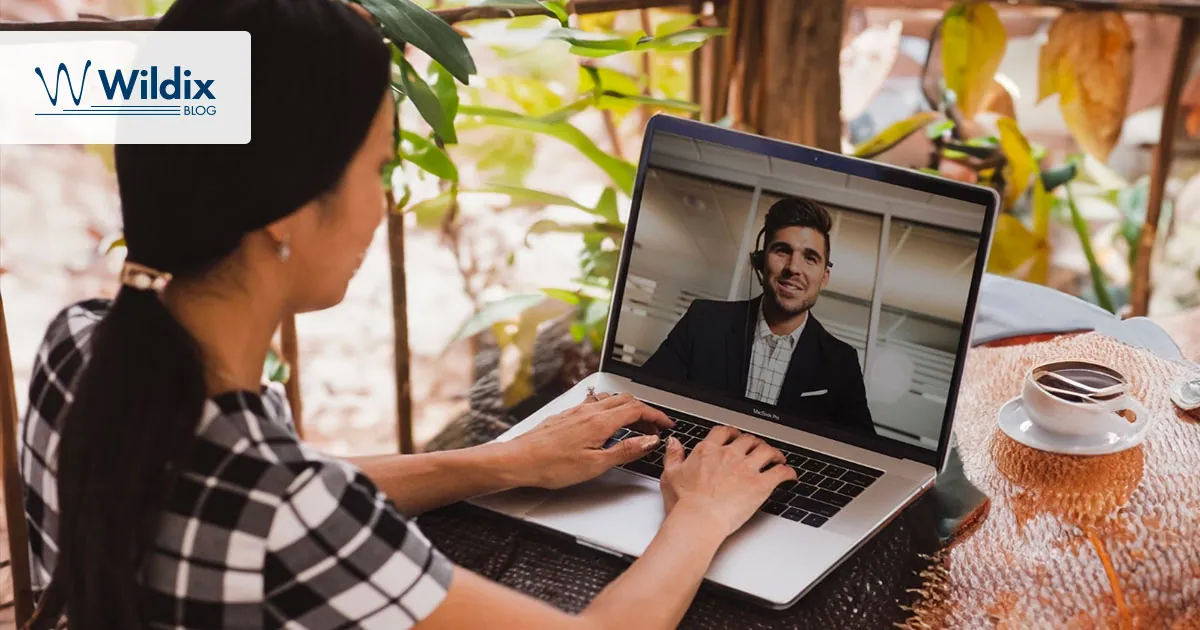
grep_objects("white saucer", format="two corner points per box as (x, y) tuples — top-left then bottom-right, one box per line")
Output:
(996, 396), (1151, 456)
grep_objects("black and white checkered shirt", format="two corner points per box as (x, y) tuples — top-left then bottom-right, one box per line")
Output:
(18, 299), (453, 628)
(744, 303), (807, 406)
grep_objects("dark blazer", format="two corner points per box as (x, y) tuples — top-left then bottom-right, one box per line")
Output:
(641, 297), (875, 437)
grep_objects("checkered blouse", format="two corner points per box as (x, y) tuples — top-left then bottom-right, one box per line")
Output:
(17, 299), (453, 628)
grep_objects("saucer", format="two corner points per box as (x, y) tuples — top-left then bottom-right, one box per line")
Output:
(996, 397), (1151, 456)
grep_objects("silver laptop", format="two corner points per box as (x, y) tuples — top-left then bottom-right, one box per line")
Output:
(470, 114), (999, 610)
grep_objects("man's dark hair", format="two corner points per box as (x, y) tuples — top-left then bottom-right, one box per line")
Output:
(762, 197), (833, 265)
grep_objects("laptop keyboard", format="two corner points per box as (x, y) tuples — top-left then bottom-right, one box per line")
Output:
(604, 404), (884, 529)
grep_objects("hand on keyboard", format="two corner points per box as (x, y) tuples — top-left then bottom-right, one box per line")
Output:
(659, 426), (797, 538)
(508, 392), (676, 490)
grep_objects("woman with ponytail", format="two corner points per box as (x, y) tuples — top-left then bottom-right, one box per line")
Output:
(17, 0), (796, 628)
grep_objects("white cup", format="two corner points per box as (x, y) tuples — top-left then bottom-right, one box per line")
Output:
(1021, 360), (1150, 438)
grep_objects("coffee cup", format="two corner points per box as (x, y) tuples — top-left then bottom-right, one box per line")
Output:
(1020, 359), (1150, 438)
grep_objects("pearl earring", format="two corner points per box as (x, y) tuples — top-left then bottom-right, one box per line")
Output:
(278, 236), (291, 262)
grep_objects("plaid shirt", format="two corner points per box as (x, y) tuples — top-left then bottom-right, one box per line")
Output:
(744, 304), (807, 406)
(18, 299), (453, 628)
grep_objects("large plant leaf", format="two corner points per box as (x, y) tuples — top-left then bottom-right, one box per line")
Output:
(398, 57), (456, 143)
(580, 66), (641, 97)
(986, 213), (1048, 281)
(448, 292), (548, 345)
(635, 27), (728, 53)
(941, 1), (1006, 119)
(851, 111), (940, 158)
(429, 61), (460, 141)
(357, 0), (476, 84)
(399, 130), (458, 182)
(1037, 11), (1133, 162)
(547, 27), (642, 54)
(459, 105), (637, 193)
(654, 14), (699, 38)
(473, 183), (591, 211)
(997, 116), (1035, 211)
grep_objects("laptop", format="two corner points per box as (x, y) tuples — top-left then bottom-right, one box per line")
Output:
(470, 114), (999, 609)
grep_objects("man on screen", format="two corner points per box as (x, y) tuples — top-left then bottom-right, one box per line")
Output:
(641, 197), (875, 437)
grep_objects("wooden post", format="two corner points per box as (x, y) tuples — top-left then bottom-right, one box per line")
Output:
(387, 209), (414, 456)
(1131, 16), (1199, 317)
(0, 292), (36, 627)
(280, 315), (303, 438)
(722, 0), (846, 150)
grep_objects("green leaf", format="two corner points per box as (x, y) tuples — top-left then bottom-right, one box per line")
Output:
(399, 130), (458, 182)
(583, 297), (609, 325)
(1065, 184), (1114, 313)
(263, 348), (291, 385)
(925, 119), (955, 139)
(357, 0), (476, 84)
(852, 111), (940, 158)
(473, 183), (590, 211)
(398, 57), (456, 143)
(540, 288), (582, 305)
(429, 61), (460, 143)
(635, 27), (729, 53)
(525, 219), (598, 244)
(407, 191), (455, 229)
(579, 66), (641, 97)
(598, 92), (700, 113)
(654, 14), (699, 38)
(548, 27), (641, 53)
(460, 105), (637, 193)
(538, 97), (593, 123)
(449, 293), (548, 344)
(470, 130), (537, 185)
(487, 75), (564, 117)
(594, 187), (619, 223)
(479, 0), (568, 25)
(1040, 163), (1077, 192)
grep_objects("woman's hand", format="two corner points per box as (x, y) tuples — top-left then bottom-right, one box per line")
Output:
(659, 426), (796, 538)
(506, 392), (675, 490)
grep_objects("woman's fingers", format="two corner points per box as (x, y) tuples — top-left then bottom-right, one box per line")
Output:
(729, 433), (762, 455)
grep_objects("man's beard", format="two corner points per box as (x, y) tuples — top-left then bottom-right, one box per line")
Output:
(763, 278), (819, 317)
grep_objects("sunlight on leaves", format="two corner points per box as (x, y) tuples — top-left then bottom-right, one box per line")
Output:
(1038, 11), (1133, 162)
(941, 1), (1006, 119)
(358, 0), (476, 84)
(997, 116), (1035, 211)
(407, 191), (455, 229)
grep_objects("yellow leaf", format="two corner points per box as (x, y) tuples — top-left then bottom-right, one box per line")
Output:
(851, 111), (940, 158)
(979, 77), (1017, 120)
(1037, 11), (1133, 161)
(987, 213), (1048, 281)
(942, 1), (1007, 119)
(997, 116), (1035, 210)
(84, 144), (115, 172)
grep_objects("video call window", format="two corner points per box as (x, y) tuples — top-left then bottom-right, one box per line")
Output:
(610, 131), (985, 451)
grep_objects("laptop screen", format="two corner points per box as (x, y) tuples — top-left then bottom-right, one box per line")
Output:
(602, 116), (996, 467)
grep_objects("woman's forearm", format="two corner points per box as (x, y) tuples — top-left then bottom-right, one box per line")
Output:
(579, 501), (727, 629)
(347, 441), (529, 515)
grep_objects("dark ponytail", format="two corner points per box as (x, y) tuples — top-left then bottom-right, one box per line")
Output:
(33, 286), (210, 629)
(24, 0), (391, 627)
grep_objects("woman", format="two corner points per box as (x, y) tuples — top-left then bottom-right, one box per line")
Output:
(18, 0), (797, 628)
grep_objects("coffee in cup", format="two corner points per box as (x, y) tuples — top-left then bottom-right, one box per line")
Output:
(1020, 359), (1150, 438)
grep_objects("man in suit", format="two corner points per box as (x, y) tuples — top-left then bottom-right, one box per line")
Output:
(641, 196), (875, 437)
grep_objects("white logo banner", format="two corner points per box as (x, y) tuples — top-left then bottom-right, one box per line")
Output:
(0, 31), (251, 144)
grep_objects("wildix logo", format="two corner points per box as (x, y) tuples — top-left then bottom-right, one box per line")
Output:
(33, 60), (217, 117)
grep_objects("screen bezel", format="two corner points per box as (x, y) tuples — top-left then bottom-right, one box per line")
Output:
(598, 113), (1000, 472)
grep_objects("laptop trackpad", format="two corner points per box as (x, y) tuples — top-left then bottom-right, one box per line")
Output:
(524, 468), (853, 607)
